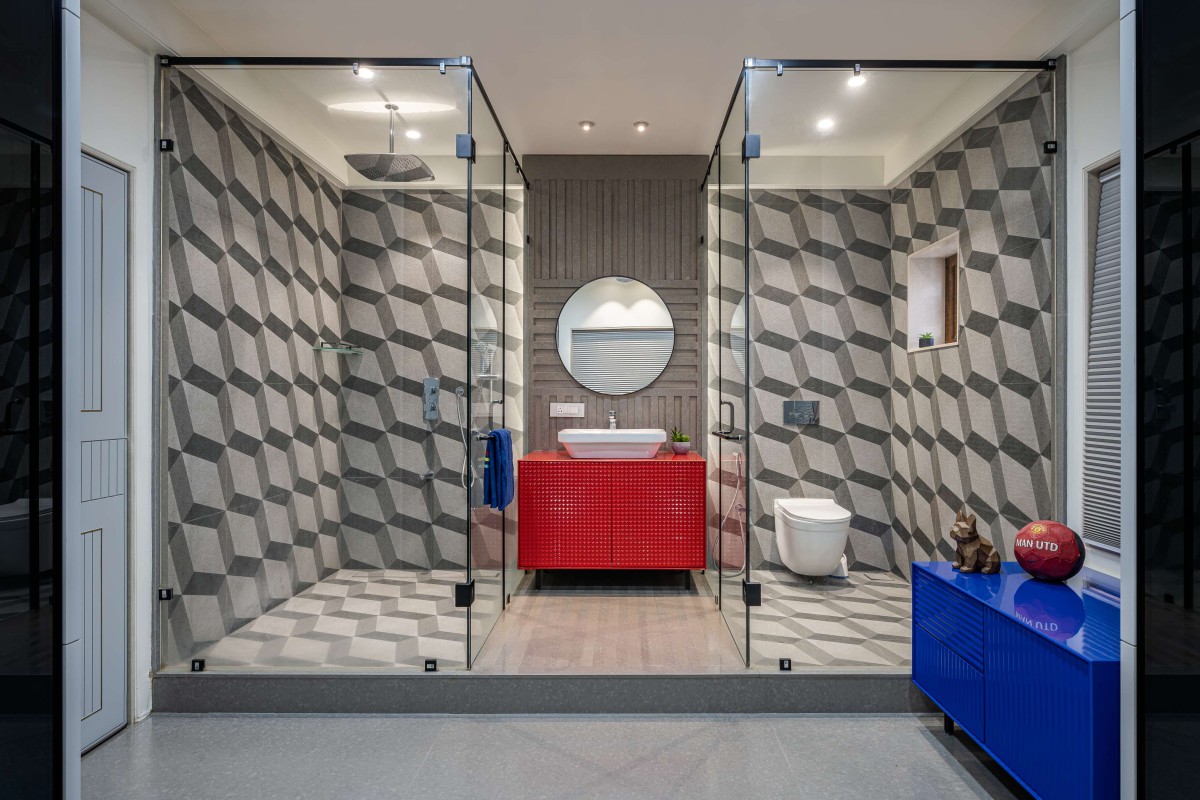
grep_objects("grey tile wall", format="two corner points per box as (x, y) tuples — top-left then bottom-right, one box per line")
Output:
(709, 74), (1057, 578)
(163, 73), (526, 663)
(747, 190), (898, 573)
(162, 73), (347, 662)
(889, 74), (1056, 573)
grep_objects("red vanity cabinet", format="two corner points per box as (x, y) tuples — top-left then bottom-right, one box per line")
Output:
(518, 452), (706, 570)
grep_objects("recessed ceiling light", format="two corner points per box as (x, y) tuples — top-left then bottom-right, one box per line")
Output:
(848, 64), (865, 87)
(816, 117), (835, 132)
(634, 120), (649, 133)
(353, 65), (375, 80)
(329, 101), (455, 114)
(579, 120), (595, 131)
(405, 129), (421, 140)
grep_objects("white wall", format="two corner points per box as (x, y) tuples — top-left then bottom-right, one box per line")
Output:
(80, 10), (155, 721)
(1064, 20), (1121, 580)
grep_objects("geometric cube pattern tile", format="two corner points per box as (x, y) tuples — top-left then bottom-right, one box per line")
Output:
(709, 74), (1057, 579)
(194, 570), (478, 670)
(889, 74), (1056, 574)
(747, 189), (897, 573)
(163, 73), (348, 663)
(339, 189), (474, 571)
(163, 72), (525, 666)
(750, 569), (911, 668)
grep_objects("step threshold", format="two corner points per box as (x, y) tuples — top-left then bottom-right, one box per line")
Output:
(153, 670), (932, 714)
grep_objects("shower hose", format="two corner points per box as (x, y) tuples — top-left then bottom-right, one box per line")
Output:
(716, 451), (748, 578)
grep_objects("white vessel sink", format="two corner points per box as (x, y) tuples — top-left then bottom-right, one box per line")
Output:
(558, 428), (667, 459)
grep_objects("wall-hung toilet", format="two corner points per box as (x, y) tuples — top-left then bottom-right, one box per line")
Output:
(773, 498), (851, 578)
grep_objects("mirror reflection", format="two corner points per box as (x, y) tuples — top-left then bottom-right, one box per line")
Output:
(556, 276), (674, 395)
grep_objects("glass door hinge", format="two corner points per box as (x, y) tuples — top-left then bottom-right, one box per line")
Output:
(742, 579), (762, 607)
(455, 579), (476, 608)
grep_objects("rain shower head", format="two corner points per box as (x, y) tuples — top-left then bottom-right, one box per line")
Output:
(344, 153), (434, 182)
(344, 103), (434, 182)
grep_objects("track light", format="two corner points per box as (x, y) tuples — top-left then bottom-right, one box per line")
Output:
(848, 64), (865, 88)
(353, 63), (375, 80)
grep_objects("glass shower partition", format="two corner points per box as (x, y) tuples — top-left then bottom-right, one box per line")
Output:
(156, 61), (482, 672)
(742, 62), (1057, 670)
(466, 68), (508, 664)
(706, 70), (751, 663)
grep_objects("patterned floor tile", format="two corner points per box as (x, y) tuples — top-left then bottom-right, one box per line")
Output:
(195, 569), (486, 670)
(750, 569), (911, 669)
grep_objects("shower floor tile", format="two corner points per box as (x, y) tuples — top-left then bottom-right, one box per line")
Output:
(194, 569), (479, 670)
(750, 569), (912, 669)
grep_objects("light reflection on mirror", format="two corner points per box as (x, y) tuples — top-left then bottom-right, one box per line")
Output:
(556, 276), (675, 396)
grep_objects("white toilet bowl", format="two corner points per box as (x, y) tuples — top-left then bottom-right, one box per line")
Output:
(773, 498), (851, 577)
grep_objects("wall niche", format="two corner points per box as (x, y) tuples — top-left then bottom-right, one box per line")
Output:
(906, 232), (960, 351)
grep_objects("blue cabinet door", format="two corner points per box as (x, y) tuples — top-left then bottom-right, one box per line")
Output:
(913, 625), (985, 737)
(985, 611), (1115, 800)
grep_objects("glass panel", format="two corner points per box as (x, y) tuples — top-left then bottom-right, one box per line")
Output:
(0, 123), (55, 796)
(502, 146), (525, 609)
(467, 71), (507, 664)
(744, 66), (1051, 669)
(157, 64), (472, 670)
(1141, 138), (1200, 797)
(707, 75), (750, 663)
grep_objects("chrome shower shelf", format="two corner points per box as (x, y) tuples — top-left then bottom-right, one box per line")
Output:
(312, 343), (364, 355)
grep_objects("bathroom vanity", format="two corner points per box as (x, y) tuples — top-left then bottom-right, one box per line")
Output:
(518, 452), (706, 577)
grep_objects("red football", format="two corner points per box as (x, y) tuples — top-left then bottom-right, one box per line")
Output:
(1014, 520), (1085, 581)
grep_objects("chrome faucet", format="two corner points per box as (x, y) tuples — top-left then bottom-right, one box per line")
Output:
(608, 410), (617, 430)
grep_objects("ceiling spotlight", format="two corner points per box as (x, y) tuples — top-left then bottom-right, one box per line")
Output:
(579, 120), (595, 131)
(353, 64), (375, 80)
(848, 64), (865, 88)
(405, 129), (421, 140)
(817, 117), (835, 132)
(634, 120), (649, 133)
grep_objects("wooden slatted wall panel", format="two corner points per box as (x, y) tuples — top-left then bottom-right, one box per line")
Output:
(525, 164), (705, 454)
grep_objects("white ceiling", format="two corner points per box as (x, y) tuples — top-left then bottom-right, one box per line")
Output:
(91, 0), (1116, 159)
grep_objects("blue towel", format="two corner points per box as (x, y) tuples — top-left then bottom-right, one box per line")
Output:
(483, 428), (514, 511)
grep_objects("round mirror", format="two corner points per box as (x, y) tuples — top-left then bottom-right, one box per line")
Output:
(556, 276), (674, 395)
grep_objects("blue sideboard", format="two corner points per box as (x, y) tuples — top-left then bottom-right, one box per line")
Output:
(912, 562), (1119, 800)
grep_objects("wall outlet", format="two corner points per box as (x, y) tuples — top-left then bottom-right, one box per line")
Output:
(550, 402), (585, 418)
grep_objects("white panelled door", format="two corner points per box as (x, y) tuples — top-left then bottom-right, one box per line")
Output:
(77, 155), (127, 750)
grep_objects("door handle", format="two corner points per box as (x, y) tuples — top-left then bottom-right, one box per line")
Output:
(711, 400), (738, 438)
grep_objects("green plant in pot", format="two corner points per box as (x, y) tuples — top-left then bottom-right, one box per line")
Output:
(670, 426), (691, 455)
(918, 331), (935, 348)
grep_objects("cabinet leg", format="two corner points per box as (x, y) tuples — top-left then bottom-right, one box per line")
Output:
(534, 569), (542, 590)
(683, 571), (692, 590)
(943, 713), (955, 735)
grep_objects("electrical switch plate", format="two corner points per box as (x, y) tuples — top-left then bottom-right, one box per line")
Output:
(550, 402), (585, 418)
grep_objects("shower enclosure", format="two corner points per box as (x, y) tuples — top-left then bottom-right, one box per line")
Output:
(155, 57), (525, 672)
(704, 59), (1063, 669)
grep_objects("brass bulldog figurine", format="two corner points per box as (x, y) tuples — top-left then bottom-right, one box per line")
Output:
(950, 509), (1000, 574)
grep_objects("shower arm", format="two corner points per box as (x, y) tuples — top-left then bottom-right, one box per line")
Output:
(385, 103), (397, 154)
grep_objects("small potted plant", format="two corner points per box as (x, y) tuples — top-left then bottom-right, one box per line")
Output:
(918, 331), (935, 348)
(670, 426), (691, 455)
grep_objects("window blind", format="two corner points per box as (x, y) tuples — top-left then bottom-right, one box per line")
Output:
(570, 328), (673, 395)
(1082, 164), (1122, 552)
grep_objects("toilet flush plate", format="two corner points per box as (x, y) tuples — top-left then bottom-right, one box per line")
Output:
(784, 400), (819, 425)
